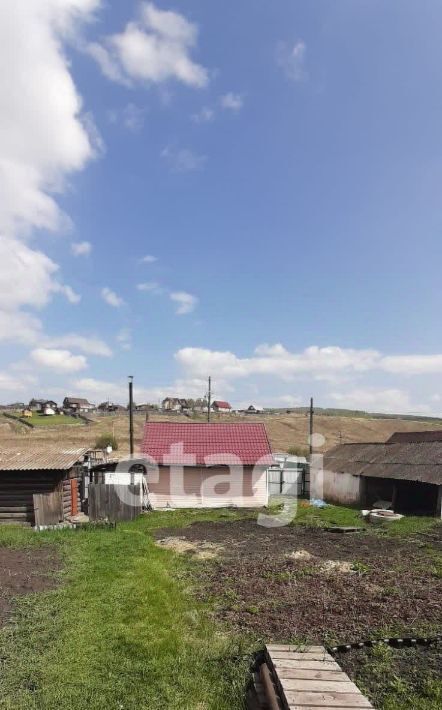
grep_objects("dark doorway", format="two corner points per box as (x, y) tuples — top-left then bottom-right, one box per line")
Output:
(364, 477), (439, 515)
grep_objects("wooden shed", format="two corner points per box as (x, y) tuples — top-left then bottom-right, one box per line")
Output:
(320, 432), (442, 517)
(0, 446), (89, 525)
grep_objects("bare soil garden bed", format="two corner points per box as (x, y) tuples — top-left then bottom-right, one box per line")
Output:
(0, 546), (61, 627)
(155, 519), (442, 640)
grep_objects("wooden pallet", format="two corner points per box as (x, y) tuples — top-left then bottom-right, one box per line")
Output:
(265, 645), (374, 709)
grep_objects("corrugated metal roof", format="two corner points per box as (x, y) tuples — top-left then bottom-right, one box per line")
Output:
(141, 422), (273, 466)
(0, 447), (88, 471)
(324, 442), (442, 485)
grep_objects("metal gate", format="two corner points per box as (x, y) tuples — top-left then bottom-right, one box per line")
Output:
(268, 464), (309, 498)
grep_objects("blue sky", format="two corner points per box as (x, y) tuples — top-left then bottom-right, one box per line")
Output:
(1, 0), (442, 414)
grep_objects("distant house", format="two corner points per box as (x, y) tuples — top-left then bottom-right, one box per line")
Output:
(212, 400), (232, 413)
(29, 399), (57, 414)
(63, 397), (95, 413)
(162, 397), (189, 412)
(43, 404), (56, 416)
(141, 422), (273, 509)
(319, 430), (442, 517)
(245, 405), (264, 414)
(98, 401), (125, 413)
(135, 403), (158, 412)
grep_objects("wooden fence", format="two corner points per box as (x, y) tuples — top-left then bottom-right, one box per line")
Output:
(88, 483), (142, 522)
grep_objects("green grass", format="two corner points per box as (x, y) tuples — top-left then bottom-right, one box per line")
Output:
(24, 413), (82, 427)
(291, 502), (442, 538)
(0, 504), (440, 709)
(292, 502), (367, 528)
(352, 643), (442, 710)
(0, 509), (253, 710)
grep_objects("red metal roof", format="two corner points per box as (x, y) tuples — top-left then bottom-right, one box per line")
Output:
(212, 400), (231, 409)
(141, 422), (273, 466)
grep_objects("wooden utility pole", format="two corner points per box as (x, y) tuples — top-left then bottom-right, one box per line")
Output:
(207, 376), (212, 423)
(309, 397), (314, 456)
(128, 375), (134, 455)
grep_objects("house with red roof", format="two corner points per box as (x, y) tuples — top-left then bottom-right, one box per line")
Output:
(212, 400), (232, 413)
(141, 422), (273, 509)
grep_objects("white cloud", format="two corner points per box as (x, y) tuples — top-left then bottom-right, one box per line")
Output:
(176, 343), (442, 381)
(220, 93), (243, 111)
(276, 40), (307, 82)
(140, 254), (157, 263)
(55, 283), (81, 304)
(276, 394), (303, 407)
(31, 348), (88, 373)
(0, 1), (100, 238)
(116, 328), (132, 351)
(176, 344), (380, 380)
(137, 281), (163, 294)
(161, 146), (206, 172)
(101, 287), (124, 307)
(329, 388), (428, 415)
(73, 375), (210, 405)
(108, 103), (147, 132)
(0, 310), (43, 345)
(44, 334), (112, 357)
(71, 241), (92, 256)
(170, 291), (198, 315)
(192, 106), (214, 123)
(87, 2), (208, 89)
(123, 103), (147, 131)
(0, 237), (79, 310)
(380, 354), (442, 375)
(0, 1), (103, 367)
(0, 372), (37, 394)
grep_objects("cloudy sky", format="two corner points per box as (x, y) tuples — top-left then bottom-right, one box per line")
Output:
(1, 0), (442, 414)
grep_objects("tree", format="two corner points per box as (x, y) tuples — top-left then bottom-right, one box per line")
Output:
(95, 433), (118, 451)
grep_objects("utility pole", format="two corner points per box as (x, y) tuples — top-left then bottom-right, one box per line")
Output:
(128, 375), (134, 455)
(309, 397), (314, 457)
(207, 376), (212, 423)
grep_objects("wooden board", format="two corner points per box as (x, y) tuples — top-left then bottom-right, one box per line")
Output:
(265, 645), (374, 710)
(89, 483), (141, 522)
(33, 491), (63, 527)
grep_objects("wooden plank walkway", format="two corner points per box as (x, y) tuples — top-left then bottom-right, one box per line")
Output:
(265, 645), (374, 709)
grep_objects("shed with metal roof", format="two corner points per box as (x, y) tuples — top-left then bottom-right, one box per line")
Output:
(141, 422), (273, 509)
(318, 435), (442, 516)
(0, 446), (89, 525)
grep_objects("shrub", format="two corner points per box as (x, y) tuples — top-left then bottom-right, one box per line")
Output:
(95, 433), (118, 451)
(287, 445), (309, 457)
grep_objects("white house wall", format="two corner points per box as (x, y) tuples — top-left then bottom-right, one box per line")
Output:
(146, 466), (268, 509)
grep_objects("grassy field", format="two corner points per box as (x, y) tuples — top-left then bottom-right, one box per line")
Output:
(0, 506), (440, 709)
(1, 412), (82, 429)
(0, 510), (252, 710)
(1, 410), (441, 454)
(25, 414), (82, 427)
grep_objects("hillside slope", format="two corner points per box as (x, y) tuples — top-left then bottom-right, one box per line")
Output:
(1, 411), (441, 454)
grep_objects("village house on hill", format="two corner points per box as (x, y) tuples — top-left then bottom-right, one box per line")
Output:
(29, 399), (58, 414)
(162, 397), (189, 413)
(63, 397), (95, 413)
(212, 400), (232, 413)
